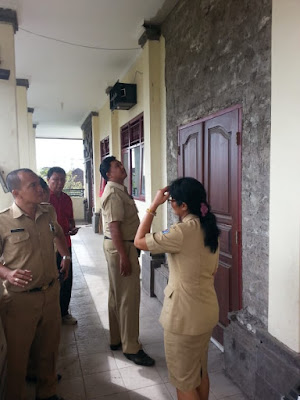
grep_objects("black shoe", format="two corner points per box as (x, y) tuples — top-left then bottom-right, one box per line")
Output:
(110, 342), (122, 351)
(27, 374), (62, 384)
(36, 396), (64, 400)
(123, 349), (155, 366)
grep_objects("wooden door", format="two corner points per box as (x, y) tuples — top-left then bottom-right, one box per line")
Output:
(178, 106), (242, 345)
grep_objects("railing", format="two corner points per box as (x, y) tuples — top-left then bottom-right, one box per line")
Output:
(63, 188), (84, 198)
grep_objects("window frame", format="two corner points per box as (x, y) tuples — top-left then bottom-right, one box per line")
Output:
(120, 113), (145, 201)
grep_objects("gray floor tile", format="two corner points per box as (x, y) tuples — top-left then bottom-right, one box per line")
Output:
(118, 364), (163, 391)
(59, 341), (79, 358)
(57, 376), (87, 400)
(84, 369), (127, 399)
(57, 354), (82, 379)
(75, 311), (103, 327)
(77, 335), (110, 355)
(80, 351), (118, 375)
(128, 383), (173, 399)
(74, 324), (107, 341)
(210, 372), (243, 399)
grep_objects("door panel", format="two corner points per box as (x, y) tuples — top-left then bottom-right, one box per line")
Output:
(178, 107), (242, 345)
(178, 123), (203, 182)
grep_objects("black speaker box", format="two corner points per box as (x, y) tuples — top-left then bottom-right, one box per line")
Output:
(109, 82), (137, 111)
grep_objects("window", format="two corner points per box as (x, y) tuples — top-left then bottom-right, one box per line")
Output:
(100, 136), (110, 196)
(100, 136), (110, 160)
(121, 114), (145, 201)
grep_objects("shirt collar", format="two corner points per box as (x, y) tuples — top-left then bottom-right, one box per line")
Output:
(106, 181), (126, 192)
(12, 202), (47, 219)
(182, 213), (198, 223)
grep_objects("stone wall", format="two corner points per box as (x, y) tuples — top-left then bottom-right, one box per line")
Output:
(162, 0), (271, 326)
(224, 316), (300, 400)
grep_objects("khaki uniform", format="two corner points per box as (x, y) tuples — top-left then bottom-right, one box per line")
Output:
(100, 181), (141, 354)
(0, 203), (63, 400)
(145, 214), (219, 391)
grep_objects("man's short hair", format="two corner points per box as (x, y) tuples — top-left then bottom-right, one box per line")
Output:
(99, 156), (116, 181)
(47, 167), (66, 179)
(6, 168), (34, 192)
(39, 177), (49, 192)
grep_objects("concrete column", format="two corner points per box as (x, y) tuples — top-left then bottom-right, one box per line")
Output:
(269, 0), (300, 352)
(110, 110), (120, 159)
(0, 8), (18, 208)
(16, 79), (30, 168)
(31, 124), (37, 172)
(27, 108), (37, 172)
(142, 38), (167, 231)
(91, 113), (100, 211)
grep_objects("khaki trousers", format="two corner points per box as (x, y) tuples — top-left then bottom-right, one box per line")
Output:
(103, 239), (141, 354)
(1, 281), (61, 400)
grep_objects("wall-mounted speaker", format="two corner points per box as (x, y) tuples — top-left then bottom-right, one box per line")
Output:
(109, 82), (137, 111)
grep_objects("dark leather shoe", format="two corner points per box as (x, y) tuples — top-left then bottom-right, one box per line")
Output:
(123, 349), (155, 366)
(110, 342), (122, 351)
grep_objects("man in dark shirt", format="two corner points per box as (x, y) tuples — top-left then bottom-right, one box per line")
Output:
(47, 167), (79, 325)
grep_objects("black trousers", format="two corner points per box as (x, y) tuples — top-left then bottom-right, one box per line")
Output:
(56, 247), (73, 317)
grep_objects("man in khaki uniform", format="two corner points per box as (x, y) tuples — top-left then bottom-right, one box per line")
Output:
(99, 156), (154, 366)
(0, 168), (71, 400)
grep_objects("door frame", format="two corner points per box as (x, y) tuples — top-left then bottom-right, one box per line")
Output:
(177, 104), (243, 310)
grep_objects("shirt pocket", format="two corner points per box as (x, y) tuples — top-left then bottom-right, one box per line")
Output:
(6, 231), (32, 262)
(8, 231), (30, 244)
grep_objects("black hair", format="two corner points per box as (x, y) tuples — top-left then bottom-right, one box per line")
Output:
(39, 177), (49, 192)
(169, 177), (220, 253)
(6, 168), (35, 192)
(99, 156), (116, 181)
(47, 166), (66, 179)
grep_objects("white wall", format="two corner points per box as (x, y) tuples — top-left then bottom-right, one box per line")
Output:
(72, 197), (84, 221)
(0, 23), (18, 209)
(268, 0), (300, 352)
(16, 85), (30, 168)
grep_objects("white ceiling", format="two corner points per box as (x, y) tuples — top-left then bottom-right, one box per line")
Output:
(0, 0), (176, 138)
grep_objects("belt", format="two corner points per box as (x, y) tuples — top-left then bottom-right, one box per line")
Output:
(104, 236), (134, 243)
(28, 279), (55, 293)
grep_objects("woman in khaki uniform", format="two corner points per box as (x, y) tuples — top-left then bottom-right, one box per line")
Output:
(135, 177), (220, 400)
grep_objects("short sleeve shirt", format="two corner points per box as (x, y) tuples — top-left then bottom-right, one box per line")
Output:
(100, 181), (140, 240)
(0, 203), (64, 292)
(49, 191), (74, 247)
(145, 214), (219, 335)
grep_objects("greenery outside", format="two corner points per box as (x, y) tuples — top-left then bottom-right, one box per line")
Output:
(39, 167), (84, 190)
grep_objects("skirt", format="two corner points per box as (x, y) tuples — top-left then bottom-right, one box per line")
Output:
(164, 329), (212, 392)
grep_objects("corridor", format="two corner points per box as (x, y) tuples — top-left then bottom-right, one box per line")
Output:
(28, 226), (246, 400)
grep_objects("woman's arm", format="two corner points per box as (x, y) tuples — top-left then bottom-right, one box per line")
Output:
(134, 186), (169, 250)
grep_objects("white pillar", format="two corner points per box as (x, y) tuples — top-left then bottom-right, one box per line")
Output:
(16, 79), (30, 168)
(143, 39), (167, 231)
(268, 0), (300, 352)
(0, 9), (19, 208)
(91, 113), (101, 212)
(27, 108), (37, 172)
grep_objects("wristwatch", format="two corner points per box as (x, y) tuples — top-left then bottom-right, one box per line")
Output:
(62, 255), (71, 260)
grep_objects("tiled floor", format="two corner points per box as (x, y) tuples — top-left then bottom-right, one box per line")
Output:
(28, 226), (247, 400)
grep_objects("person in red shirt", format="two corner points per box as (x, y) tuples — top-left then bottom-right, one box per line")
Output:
(47, 167), (79, 325)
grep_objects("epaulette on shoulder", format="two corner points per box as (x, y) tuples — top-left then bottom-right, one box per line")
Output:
(0, 207), (10, 214)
